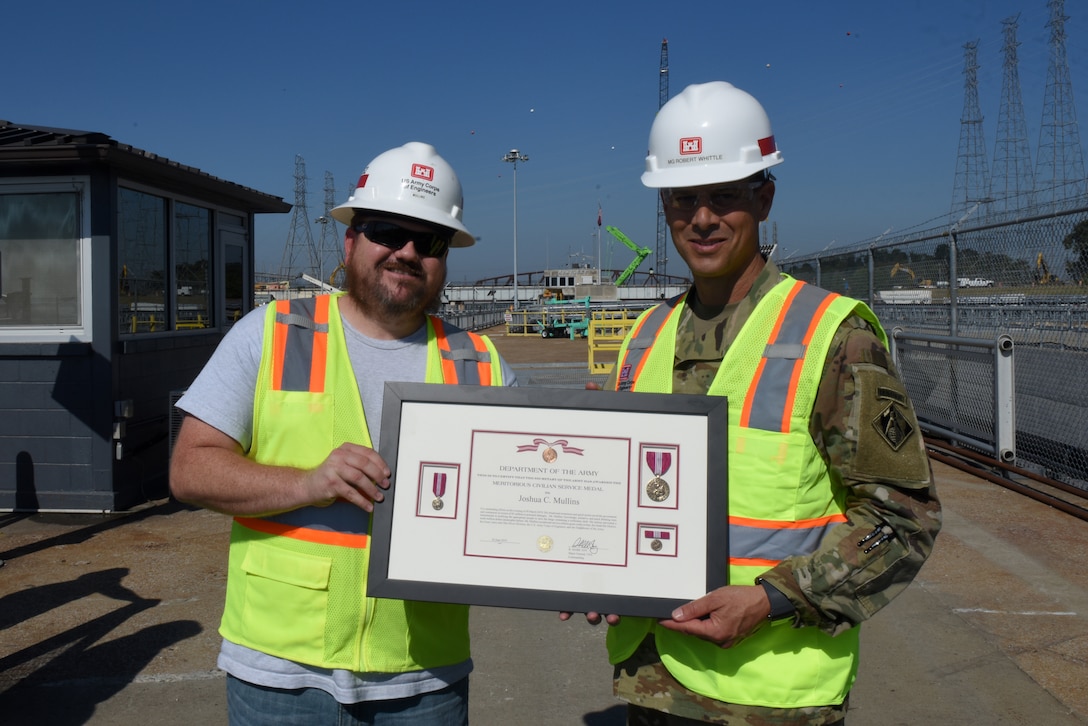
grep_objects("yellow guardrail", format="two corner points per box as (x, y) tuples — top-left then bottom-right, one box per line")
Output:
(176, 314), (208, 330)
(126, 312), (214, 333)
(587, 309), (641, 374)
(129, 314), (161, 333)
(503, 308), (540, 337)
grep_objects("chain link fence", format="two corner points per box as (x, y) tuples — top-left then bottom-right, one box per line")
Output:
(779, 202), (1088, 489)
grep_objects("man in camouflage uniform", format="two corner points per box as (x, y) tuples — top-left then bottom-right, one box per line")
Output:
(584, 82), (941, 725)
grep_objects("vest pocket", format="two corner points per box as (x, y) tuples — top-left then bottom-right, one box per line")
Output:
(255, 392), (337, 469)
(239, 542), (333, 658)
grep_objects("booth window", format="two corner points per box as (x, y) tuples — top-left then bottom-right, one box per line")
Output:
(118, 188), (167, 334)
(0, 190), (81, 329)
(175, 202), (212, 330)
(119, 189), (215, 335)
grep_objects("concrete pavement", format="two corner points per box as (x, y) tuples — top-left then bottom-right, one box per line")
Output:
(2, 460), (1087, 724)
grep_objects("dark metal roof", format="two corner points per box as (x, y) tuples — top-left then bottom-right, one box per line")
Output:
(0, 119), (290, 214)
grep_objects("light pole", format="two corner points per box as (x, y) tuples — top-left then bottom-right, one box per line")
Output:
(502, 149), (529, 310)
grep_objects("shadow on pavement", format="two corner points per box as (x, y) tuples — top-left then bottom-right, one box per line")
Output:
(0, 565), (202, 725)
(584, 704), (626, 725)
(0, 498), (196, 563)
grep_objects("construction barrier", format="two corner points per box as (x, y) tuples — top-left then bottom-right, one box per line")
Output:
(175, 314), (207, 330)
(587, 309), (641, 374)
(503, 308), (540, 337)
(129, 314), (160, 333)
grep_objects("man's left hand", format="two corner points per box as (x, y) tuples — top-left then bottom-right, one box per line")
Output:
(657, 585), (770, 648)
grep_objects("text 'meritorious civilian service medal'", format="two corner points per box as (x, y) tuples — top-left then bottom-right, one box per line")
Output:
(645, 451), (672, 502)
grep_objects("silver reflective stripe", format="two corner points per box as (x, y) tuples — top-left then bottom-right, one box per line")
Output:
(762, 343), (806, 359)
(729, 520), (839, 560)
(275, 312), (328, 333)
(441, 328), (489, 385)
(277, 298), (319, 392)
(618, 296), (683, 387)
(745, 284), (835, 432)
(261, 499), (370, 535)
(443, 347), (489, 361)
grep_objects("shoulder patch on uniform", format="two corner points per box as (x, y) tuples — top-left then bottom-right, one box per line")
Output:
(876, 386), (907, 405)
(872, 401), (915, 451)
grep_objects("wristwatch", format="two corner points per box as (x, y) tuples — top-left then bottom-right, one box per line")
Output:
(757, 578), (796, 621)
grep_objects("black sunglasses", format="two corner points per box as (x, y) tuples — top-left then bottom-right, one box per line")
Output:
(352, 220), (453, 258)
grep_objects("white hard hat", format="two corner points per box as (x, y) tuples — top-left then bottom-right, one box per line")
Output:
(642, 81), (784, 189)
(331, 142), (474, 248)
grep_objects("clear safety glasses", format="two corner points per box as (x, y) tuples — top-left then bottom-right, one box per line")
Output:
(663, 182), (765, 213)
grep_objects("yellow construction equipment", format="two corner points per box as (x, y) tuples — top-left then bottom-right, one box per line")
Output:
(1037, 253), (1059, 284)
(890, 261), (933, 288)
(329, 262), (347, 289)
(890, 261), (915, 280)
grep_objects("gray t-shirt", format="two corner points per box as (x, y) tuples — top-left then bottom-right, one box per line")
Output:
(176, 302), (517, 702)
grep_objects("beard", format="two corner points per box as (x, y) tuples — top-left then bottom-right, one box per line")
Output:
(344, 257), (446, 318)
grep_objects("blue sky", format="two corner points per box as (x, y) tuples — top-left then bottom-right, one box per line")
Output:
(5, 0), (1084, 283)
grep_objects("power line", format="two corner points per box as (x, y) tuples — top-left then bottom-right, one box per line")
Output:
(991, 15), (1036, 216)
(314, 170), (343, 285)
(951, 41), (993, 219)
(279, 154), (318, 280)
(655, 38), (669, 295)
(1035, 0), (1085, 209)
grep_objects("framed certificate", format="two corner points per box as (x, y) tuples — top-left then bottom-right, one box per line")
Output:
(369, 382), (728, 618)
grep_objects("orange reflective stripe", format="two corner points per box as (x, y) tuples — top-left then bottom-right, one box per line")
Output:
(629, 303), (682, 389)
(614, 309), (656, 390)
(235, 516), (370, 549)
(309, 295), (330, 393)
(432, 318), (460, 382)
(730, 513), (849, 530)
(271, 299), (292, 391)
(739, 280), (800, 428)
(739, 358), (767, 428)
(778, 291), (838, 431)
(468, 332), (492, 384)
(740, 281), (804, 427)
(627, 322), (657, 386)
(766, 280), (804, 343)
(729, 556), (781, 568)
(740, 281), (803, 429)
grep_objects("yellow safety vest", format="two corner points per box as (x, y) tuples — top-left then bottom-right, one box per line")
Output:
(607, 276), (887, 708)
(220, 293), (503, 672)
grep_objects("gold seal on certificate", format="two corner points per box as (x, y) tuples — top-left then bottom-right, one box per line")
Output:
(542, 446), (557, 463)
(645, 476), (671, 502)
(537, 535), (553, 552)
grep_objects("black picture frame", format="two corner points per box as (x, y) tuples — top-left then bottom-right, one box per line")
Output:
(369, 382), (728, 618)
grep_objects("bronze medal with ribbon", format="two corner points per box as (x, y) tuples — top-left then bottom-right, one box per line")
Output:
(645, 451), (672, 502)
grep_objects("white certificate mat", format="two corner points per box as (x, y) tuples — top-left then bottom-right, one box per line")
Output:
(369, 383), (728, 618)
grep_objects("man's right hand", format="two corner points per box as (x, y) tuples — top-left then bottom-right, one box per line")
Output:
(305, 442), (391, 512)
(170, 416), (391, 516)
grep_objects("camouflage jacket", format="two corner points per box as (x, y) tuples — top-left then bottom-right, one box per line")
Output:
(610, 260), (941, 723)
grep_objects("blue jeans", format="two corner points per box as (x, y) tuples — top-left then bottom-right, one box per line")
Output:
(226, 675), (469, 726)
